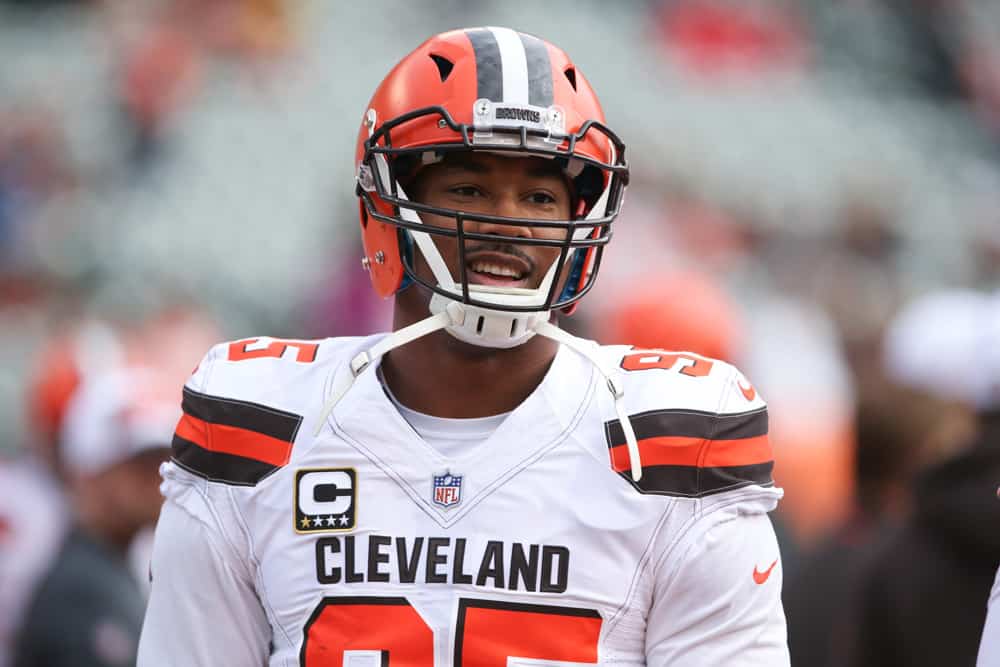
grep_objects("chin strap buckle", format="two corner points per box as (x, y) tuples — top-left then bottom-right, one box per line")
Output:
(350, 352), (371, 376)
(606, 376), (624, 400)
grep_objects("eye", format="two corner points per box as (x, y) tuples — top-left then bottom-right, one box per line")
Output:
(527, 191), (557, 205)
(448, 185), (483, 198)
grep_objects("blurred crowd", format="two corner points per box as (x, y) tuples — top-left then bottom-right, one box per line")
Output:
(1, 0), (999, 665)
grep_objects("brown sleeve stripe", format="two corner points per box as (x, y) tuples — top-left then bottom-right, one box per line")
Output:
(605, 408), (773, 497)
(618, 462), (775, 498)
(605, 408), (767, 447)
(171, 387), (302, 486)
(181, 387), (301, 443)
(172, 435), (279, 486)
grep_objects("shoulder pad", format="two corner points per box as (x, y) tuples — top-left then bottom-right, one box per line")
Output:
(171, 337), (333, 486)
(603, 347), (774, 498)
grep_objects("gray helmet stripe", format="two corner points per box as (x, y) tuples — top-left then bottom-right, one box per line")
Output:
(518, 32), (553, 107)
(465, 28), (503, 102)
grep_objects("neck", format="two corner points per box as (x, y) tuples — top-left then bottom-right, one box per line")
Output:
(382, 294), (560, 418)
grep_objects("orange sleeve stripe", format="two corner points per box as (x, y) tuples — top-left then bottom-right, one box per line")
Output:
(609, 435), (772, 472)
(174, 412), (208, 448)
(175, 413), (293, 467)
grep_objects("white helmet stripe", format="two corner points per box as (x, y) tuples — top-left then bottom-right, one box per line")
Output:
(465, 28), (553, 106)
(488, 27), (530, 105)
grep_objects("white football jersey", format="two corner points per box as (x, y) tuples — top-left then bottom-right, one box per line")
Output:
(979, 566), (1000, 666)
(138, 333), (788, 666)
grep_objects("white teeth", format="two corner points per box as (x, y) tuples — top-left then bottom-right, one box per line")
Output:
(470, 261), (523, 279)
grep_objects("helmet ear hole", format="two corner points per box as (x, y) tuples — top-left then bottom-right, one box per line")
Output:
(430, 54), (454, 82)
(564, 67), (577, 91)
(574, 165), (604, 212)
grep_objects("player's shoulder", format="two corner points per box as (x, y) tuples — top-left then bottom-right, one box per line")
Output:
(597, 344), (775, 501)
(189, 335), (362, 392)
(597, 343), (762, 412)
(170, 334), (375, 488)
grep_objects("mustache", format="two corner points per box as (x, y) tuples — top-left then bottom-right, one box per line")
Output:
(462, 243), (536, 272)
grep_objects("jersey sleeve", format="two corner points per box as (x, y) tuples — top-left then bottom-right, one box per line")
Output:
(978, 565), (1000, 666)
(645, 507), (789, 666)
(170, 341), (305, 487)
(606, 353), (777, 500)
(138, 345), (271, 666)
(137, 471), (270, 666)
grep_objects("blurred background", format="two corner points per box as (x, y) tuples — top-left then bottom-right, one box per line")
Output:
(1, 0), (999, 666)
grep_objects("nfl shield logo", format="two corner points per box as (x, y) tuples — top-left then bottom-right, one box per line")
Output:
(432, 472), (463, 508)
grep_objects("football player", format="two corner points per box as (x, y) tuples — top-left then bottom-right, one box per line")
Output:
(138, 27), (788, 666)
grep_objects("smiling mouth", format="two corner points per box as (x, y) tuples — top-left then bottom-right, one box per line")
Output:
(464, 250), (533, 288)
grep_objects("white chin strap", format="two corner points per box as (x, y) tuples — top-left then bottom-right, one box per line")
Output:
(532, 320), (642, 482)
(313, 306), (643, 482)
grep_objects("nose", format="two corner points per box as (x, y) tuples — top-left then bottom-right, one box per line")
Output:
(468, 193), (534, 239)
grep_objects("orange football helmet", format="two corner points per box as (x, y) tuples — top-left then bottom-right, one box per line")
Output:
(354, 27), (628, 347)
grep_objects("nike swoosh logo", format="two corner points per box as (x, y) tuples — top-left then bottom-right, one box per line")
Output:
(753, 559), (778, 585)
(738, 380), (756, 401)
